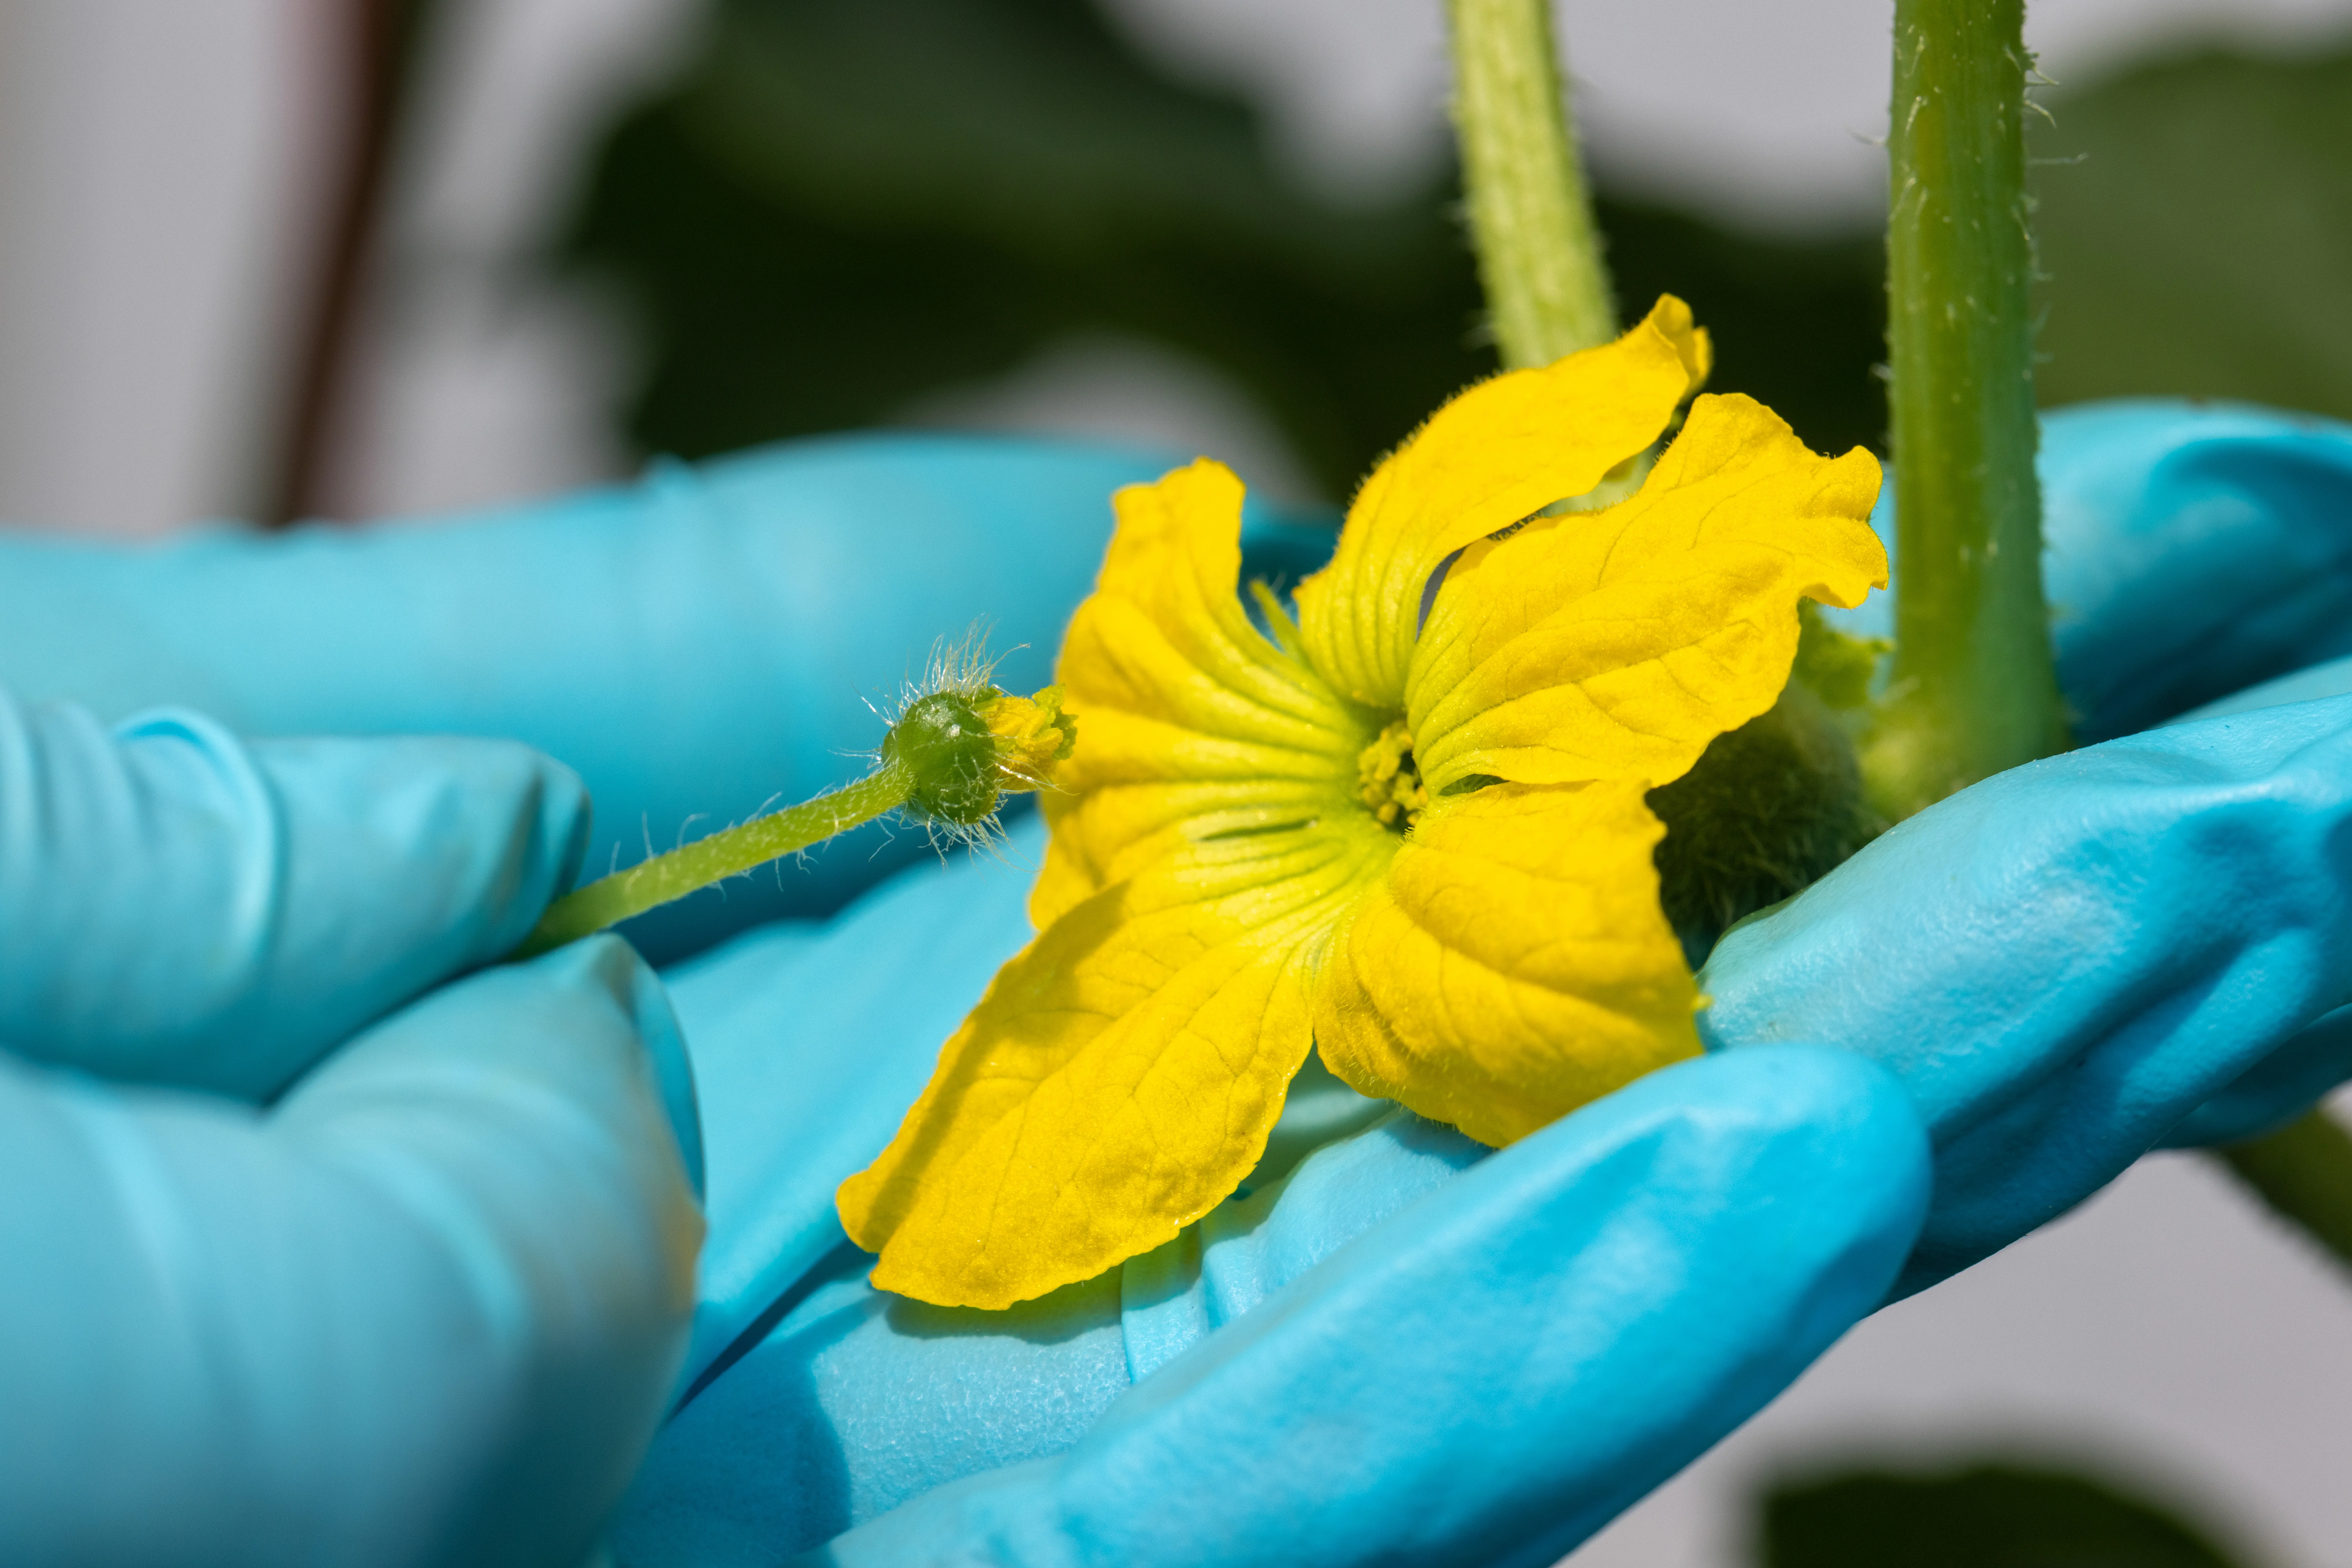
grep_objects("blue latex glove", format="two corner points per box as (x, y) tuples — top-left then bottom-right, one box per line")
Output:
(608, 399), (2352, 1563)
(5, 407), (2347, 1565)
(0, 432), (1933, 1568)
(607, 822), (1929, 1566)
(1732, 398), (2352, 1294)
(0, 436), (1177, 1564)
(817, 1050), (1911, 1568)
(0, 437), (1201, 965)
(0, 686), (702, 1564)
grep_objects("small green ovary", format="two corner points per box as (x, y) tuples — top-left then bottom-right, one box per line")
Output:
(887, 688), (1006, 825)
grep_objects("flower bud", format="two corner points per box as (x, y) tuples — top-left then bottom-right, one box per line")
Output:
(884, 684), (1078, 827)
(981, 684), (1077, 793)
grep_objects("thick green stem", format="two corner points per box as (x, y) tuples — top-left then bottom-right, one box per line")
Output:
(1865, 0), (2068, 819)
(1448, 0), (1616, 368)
(517, 762), (913, 956)
(2210, 1109), (2352, 1273)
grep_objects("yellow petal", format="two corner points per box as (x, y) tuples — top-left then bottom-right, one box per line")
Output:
(1029, 791), (1099, 930)
(1408, 393), (1886, 793)
(1315, 781), (1702, 1148)
(1292, 296), (1709, 711)
(839, 822), (1384, 1309)
(1039, 457), (1362, 928)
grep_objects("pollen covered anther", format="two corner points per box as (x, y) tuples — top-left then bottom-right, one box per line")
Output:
(981, 685), (1078, 793)
(1356, 720), (1430, 830)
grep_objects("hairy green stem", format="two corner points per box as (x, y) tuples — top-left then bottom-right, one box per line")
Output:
(517, 762), (913, 956)
(1865, 0), (2068, 819)
(2210, 1109), (2352, 1273)
(1447, 0), (1616, 367)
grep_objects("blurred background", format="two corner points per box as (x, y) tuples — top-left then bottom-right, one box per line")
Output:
(1, 0), (2349, 1561)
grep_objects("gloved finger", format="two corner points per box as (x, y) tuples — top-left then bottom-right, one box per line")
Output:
(797, 1047), (1926, 1568)
(1813, 401), (2352, 741)
(612, 1054), (1903, 1565)
(612, 1096), (1456, 1564)
(1699, 691), (2352, 1295)
(0, 686), (586, 1101)
(0, 437), (1330, 963)
(2040, 400), (2352, 741)
(0, 936), (701, 1568)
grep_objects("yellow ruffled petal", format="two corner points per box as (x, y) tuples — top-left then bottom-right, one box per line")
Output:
(1292, 296), (1709, 711)
(838, 822), (1385, 1309)
(1408, 393), (1886, 793)
(1314, 781), (1702, 1148)
(1038, 457), (1362, 928)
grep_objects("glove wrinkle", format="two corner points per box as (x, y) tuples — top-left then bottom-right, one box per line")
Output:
(2040, 402), (2352, 740)
(2163, 1001), (2352, 1147)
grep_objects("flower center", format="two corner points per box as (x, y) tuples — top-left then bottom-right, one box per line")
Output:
(1355, 720), (1429, 832)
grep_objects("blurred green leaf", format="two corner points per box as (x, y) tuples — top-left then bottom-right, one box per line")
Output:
(2033, 44), (2352, 419)
(563, 0), (1886, 495)
(1758, 1461), (2256, 1568)
(563, 4), (2352, 501)
(1601, 198), (1883, 453)
(568, 0), (1486, 498)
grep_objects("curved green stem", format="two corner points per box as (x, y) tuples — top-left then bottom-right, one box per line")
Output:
(1865, 0), (2069, 819)
(516, 761), (914, 957)
(2210, 1109), (2352, 1273)
(1447, 0), (1616, 368)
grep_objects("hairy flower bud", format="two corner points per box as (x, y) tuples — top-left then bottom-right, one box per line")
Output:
(884, 683), (1078, 827)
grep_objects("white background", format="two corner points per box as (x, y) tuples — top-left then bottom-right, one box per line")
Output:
(2, 2), (2350, 1562)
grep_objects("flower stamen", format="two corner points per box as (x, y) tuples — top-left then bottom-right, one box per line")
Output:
(1356, 720), (1430, 831)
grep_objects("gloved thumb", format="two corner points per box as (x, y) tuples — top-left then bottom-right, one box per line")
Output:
(0, 685), (588, 1100)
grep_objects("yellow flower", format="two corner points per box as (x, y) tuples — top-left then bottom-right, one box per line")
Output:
(837, 297), (1887, 1309)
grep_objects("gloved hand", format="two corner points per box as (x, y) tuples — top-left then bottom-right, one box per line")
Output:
(606, 399), (2352, 1563)
(6, 406), (2348, 1567)
(0, 435), (1240, 1565)
(1733, 398), (2352, 1293)
(0, 431), (1935, 1568)
(814, 1051), (1910, 1568)
(605, 819), (1931, 1567)
(0, 437), (1190, 965)
(0, 688), (702, 1566)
